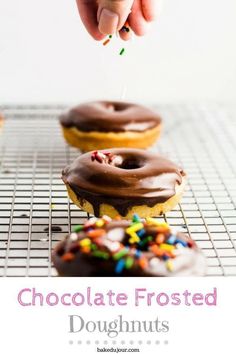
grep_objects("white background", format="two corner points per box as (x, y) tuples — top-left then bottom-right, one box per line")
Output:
(0, 0), (236, 104)
(0, 278), (235, 354)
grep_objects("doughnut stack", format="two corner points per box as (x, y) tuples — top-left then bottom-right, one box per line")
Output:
(54, 100), (206, 276)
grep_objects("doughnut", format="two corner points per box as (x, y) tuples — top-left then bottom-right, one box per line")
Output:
(59, 101), (162, 151)
(0, 113), (4, 132)
(62, 148), (187, 219)
(52, 215), (206, 276)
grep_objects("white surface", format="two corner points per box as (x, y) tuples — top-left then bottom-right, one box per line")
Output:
(0, 0), (236, 104)
(0, 278), (235, 354)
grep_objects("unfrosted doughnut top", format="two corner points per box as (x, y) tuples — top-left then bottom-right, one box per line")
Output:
(59, 101), (161, 133)
(62, 148), (186, 216)
(52, 215), (206, 276)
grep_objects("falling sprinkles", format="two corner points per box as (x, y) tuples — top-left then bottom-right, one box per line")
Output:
(103, 38), (110, 46)
(102, 29), (127, 55)
(119, 48), (125, 56)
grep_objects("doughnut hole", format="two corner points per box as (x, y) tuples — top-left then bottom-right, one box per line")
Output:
(106, 102), (129, 112)
(114, 157), (145, 170)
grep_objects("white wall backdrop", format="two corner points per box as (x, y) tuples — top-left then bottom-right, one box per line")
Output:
(0, 0), (236, 104)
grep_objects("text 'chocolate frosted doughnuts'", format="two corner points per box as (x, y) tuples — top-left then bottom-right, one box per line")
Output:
(62, 148), (186, 218)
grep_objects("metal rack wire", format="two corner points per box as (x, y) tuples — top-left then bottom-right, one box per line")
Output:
(0, 104), (236, 276)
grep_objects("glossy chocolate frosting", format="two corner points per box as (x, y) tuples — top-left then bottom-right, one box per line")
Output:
(62, 148), (186, 216)
(52, 218), (206, 277)
(59, 101), (161, 133)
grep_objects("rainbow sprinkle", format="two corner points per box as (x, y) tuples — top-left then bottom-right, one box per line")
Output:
(61, 214), (192, 274)
(91, 151), (114, 164)
(103, 39), (110, 46)
(101, 32), (127, 56)
(115, 259), (126, 274)
(121, 26), (130, 33)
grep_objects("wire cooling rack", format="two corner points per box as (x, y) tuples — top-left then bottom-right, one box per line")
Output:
(0, 104), (236, 277)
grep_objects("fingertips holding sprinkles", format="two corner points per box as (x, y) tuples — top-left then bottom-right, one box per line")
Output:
(121, 21), (130, 33)
(52, 215), (206, 277)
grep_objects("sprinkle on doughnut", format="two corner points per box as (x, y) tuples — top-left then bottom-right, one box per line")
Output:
(54, 214), (200, 276)
(73, 225), (83, 232)
(91, 151), (115, 164)
(62, 252), (75, 262)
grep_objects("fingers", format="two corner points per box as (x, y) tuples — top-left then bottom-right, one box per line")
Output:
(76, 0), (160, 41)
(119, 28), (132, 41)
(118, 0), (161, 40)
(97, 0), (134, 35)
(128, 0), (149, 36)
(128, 0), (160, 36)
(141, 0), (158, 22)
(98, 8), (120, 35)
(76, 0), (105, 40)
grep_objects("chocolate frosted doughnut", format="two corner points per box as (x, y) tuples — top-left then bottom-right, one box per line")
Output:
(52, 215), (206, 276)
(60, 101), (161, 132)
(62, 148), (187, 219)
(0, 112), (4, 132)
(59, 101), (162, 151)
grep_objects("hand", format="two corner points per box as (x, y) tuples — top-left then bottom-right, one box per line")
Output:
(76, 0), (158, 41)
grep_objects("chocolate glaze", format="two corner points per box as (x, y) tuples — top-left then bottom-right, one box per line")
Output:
(52, 219), (206, 277)
(62, 148), (186, 217)
(59, 101), (161, 133)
